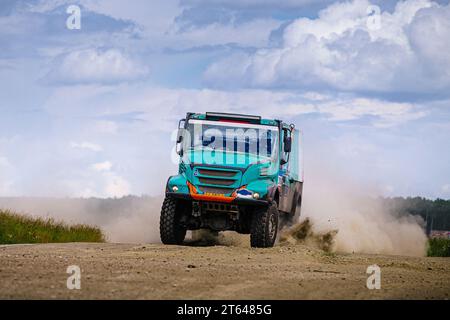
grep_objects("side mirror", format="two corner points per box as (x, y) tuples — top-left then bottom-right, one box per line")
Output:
(176, 138), (184, 157)
(176, 128), (184, 144)
(176, 119), (186, 156)
(284, 136), (292, 153)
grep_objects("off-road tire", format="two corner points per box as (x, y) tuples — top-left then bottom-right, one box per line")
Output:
(160, 197), (186, 245)
(250, 202), (279, 248)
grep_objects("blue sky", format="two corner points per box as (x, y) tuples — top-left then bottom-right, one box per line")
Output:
(0, 0), (449, 199)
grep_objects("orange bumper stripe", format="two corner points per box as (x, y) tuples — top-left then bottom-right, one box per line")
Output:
(187, 181), (236, 203)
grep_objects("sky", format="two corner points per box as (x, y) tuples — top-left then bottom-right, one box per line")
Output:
(0, 0), (449, 199)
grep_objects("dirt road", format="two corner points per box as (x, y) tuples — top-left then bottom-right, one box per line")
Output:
(0, 239), (449, 299)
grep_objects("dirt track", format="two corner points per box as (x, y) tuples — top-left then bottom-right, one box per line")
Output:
(0, 239), (449, 299)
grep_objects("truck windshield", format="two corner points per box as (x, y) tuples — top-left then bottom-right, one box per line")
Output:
(183, 119), (279, 166)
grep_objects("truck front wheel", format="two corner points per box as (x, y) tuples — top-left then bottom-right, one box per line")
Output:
(160, 197), (187, 245)
(250, 203), (279, 248)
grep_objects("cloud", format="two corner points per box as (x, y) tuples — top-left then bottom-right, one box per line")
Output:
(313, 97), (427, 127)
(91, 161), (112, 172)
(63, 0), (281, 49)
(171, 18), (282, 48)
(43, 83), (427, 130)
(0, 1), (139, 63)
(46, 48), (149, 84)
(204, 0), (450, 97)
(181, 0), (329, 9)
(177, 0), (335, 27)
(82, 161), (131, 197)
(103, 172), (131, 198)
(70, 141), (103, 152)
(66, 171), (131, 198)
(93, 120), (118, 134)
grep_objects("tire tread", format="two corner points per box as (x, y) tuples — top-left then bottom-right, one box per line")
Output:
(160, 197), (185, 244)
(250, 203), (278, 248)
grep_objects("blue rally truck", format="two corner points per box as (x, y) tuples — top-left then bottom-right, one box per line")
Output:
(160, 112), (303, 248)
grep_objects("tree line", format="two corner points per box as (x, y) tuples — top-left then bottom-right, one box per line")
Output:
(380, 197), (450, 234)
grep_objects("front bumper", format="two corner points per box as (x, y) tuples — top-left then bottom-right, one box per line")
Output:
(165, 191), (269, 207)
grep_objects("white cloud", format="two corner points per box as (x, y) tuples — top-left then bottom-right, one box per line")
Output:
(104, 172), (131, 198)
(204, 0), (450, 95)
(93, 121), (118, 134)
(170, 18), (282, 48)
(315, 97), (427, 127)
(70, 141), (103, 152)
(44, 84), (426, 129)
(26, 0), (74, 13)
(32, 0), (275, 50)
(67, 169), (131, 198)
(181, 0), (330, 9)
(91, 161), (112, 172)
(47, 49), (149, 84)
(86, 161), (131, 197)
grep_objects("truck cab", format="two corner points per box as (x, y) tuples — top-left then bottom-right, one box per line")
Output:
(160, 112), (303, 248)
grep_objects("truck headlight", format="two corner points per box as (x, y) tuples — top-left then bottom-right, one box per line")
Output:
(172, 186), (179, 192)
(252, 192), (260, 199)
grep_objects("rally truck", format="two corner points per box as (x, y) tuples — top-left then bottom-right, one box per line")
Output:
(160, 112), (303, 248)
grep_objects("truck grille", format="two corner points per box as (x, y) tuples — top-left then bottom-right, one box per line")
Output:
(193, 166), (241, 195)
(198, 186), (232, 195)
(198, 177), (235, 186)
(198, 169), (236, 177)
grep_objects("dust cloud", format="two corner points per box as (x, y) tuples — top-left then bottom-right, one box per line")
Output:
(0, 182), (428, 256)
(299, 165), (428, 256)
(0, 163), (428, 256)
(279, 218), (338, 253)
(0, 196), (163, 243)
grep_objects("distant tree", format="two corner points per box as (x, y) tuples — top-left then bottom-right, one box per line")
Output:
(379, 197), (450, 234)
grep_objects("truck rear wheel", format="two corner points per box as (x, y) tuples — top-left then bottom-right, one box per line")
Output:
(160, 197), (187, 245)
(250, 202), (279, 248)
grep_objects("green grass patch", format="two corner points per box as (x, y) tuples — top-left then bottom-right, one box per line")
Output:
(427, 237), (450, 257)
(0, 209), (105, 244)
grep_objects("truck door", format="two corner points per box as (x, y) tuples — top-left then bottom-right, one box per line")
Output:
(278, 127), (295, 213)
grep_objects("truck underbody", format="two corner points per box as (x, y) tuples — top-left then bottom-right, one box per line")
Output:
(160, 186), (302, 248)
(167, 195), (261, 233)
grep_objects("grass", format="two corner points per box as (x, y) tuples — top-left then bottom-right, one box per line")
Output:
(427, 237), (450, 257)
(0, 209), (105, 244)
